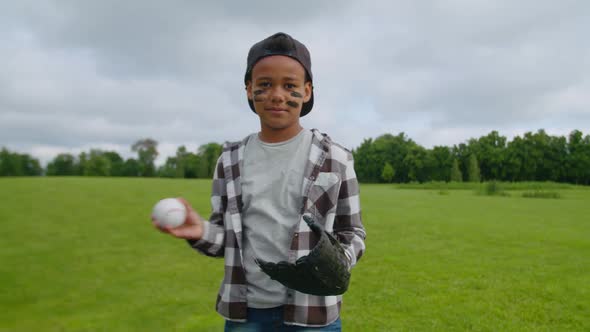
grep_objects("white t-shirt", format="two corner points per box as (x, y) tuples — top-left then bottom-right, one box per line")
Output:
(241, 129), (313, 308)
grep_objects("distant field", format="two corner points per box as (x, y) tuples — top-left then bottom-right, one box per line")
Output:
(1, 177), (589, 331)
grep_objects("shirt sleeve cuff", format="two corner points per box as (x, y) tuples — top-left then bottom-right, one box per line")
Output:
(187, 221), (210, 247)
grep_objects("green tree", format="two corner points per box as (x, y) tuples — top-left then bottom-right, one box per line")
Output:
(20, 154), (42, 176)
(132, 138), (158, 177)
(403, 145), (429, 183)
(84, 150), (111, 176)
(198, 143), (223, 178)
(353, 133), (418, 183)
(196, 154), (209, 178)
(381, 162), (395, 183)
(583, 134), (590, 185)
(0, 148), (42, 176)
(175, 146), (188, 178)
(76, 152), (88, 176)
(450, 159), (463, 182)
(520, 131), (543, 181)
(353, 138), (380, 183)
(468, 154), (481, 182)
(452, 143), (471, 182)
(546, 134), (567, 182)
(0, 148), (22, 176)
(121, 158), (140, 177)
(566, 130), (590, 184)
(46, 153), (76, 176)
(429, 146), (452, 181)
(475, 131), (507, 181)
(158, 157), (178, 178)
(184, 152), (200, 178)
(103, 151), (124, 177)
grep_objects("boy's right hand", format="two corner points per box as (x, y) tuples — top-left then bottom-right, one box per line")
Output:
(152, 197), (204, 240)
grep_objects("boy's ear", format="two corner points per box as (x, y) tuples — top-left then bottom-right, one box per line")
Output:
(246, 81), (253, 100)
(303, 81), (312, 103)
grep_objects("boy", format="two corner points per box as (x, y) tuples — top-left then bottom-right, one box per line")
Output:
(154, 32), (366, 331)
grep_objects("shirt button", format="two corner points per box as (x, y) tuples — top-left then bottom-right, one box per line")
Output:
(294, 233), (299, 237)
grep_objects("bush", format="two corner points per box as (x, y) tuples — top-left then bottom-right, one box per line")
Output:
(476, 181), (510, 197)
(522, 190), (562, 199)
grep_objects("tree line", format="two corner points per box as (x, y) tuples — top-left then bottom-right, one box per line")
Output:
(353, 129), (590, 185)
(1, 129), (589, 185)
(0, 139), (222, 179)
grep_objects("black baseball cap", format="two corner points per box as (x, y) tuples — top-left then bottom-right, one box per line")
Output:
(244, 32), (314, 117)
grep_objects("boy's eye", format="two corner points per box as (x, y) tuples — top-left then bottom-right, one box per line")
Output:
(259, 82), (271, 88)
(285, 83), (296, 89)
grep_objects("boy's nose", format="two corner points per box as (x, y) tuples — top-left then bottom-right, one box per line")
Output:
(269, 88), (286, 103)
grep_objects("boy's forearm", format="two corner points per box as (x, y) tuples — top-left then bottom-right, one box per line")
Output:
(187, 218), (226, 257)
(333, 214), (366, 268)
(334, 154), (366, 267)
(187, 155), (227, 257)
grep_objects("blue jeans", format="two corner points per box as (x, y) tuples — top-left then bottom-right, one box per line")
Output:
(224, 307), (342, 331)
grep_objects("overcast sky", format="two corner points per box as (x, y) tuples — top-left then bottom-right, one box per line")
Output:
(1, 0), (589, 166)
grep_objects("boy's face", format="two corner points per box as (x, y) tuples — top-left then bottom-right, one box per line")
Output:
(246, 55), (312, 132)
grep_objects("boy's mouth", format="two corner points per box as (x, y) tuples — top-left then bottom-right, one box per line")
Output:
(265, 107), (288, 113)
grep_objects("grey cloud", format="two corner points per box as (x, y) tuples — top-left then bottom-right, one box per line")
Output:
(6, 1), (344, 79)
(1, 0), (589, 163)
(323, 1), (590, 128)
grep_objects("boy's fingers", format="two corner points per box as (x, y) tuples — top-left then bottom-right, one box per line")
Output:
(152, 220), (171, 233)
(187, 209), (202, 224)
(176, 197), (192, 211)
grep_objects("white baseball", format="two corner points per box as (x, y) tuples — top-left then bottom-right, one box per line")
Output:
(152, 198), (187, 228)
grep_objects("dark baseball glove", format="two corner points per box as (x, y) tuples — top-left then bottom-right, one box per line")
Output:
(255, 215), (351, 296)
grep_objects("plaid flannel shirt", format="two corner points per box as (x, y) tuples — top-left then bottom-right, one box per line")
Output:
(188, 128), (366, 327)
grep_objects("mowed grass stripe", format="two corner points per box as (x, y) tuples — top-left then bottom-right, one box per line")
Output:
(1, 178), (589, 331)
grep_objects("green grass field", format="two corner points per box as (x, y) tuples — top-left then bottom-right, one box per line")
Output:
(1, 177), (589, 331)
